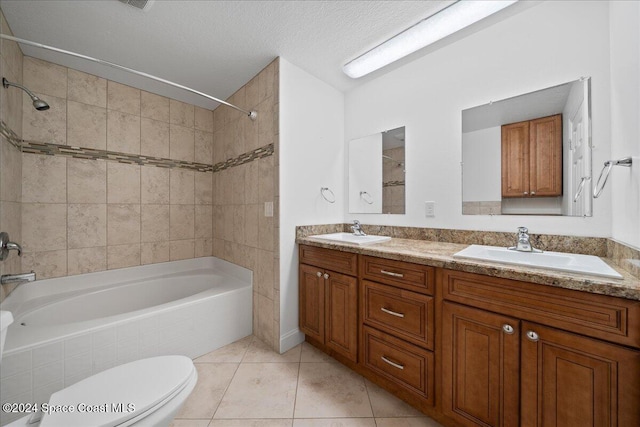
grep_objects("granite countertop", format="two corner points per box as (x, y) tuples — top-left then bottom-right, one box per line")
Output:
(296, 236), (640, 301)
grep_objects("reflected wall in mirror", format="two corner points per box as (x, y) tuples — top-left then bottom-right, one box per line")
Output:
(462, 77), (592, 216)
(349, 126), (406, 214)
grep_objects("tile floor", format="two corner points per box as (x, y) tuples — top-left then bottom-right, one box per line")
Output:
(170, 335), (444, 427)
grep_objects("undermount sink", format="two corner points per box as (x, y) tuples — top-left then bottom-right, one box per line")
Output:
(453, 245), (623, 279)
(308, 232), (391, 246)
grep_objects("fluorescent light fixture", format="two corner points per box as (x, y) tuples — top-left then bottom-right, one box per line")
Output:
(343, 0), (518, 78)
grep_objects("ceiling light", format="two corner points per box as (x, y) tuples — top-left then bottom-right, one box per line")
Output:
(343, 0), (518, 79)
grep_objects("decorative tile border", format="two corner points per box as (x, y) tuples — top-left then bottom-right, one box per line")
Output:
(383, 180), (405, 187)
(1, 121), (273, 172)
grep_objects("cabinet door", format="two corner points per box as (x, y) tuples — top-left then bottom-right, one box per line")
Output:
(442, 302), (520, 427)
(299, 263), (325, 343)
(521, 322), (640, 427)
(502, 120), (530, 198)
(529, 114), (562, 197)
(325, 270), (358, 362)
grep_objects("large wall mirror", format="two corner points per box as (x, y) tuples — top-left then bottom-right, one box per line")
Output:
(462, 77), (592, 216)
(349, 126), (406, 214)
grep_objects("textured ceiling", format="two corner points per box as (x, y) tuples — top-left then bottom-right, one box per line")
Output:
(0, 0), (455, 109)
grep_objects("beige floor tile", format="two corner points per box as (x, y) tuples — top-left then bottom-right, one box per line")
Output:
(176, 363), (238, 419)
(293, 419), (376, 427)
(243, 338), (301, 363)
(195, 336), (254, 363)
(214, 363), (299, 419)
(209, 420), (292, 427)
(375, 418), (444, 427)
(300, 342), (333, 363)
(365, 380), (424, 417)
(294, 363), (373, 419)
(169, 420), (211, 427)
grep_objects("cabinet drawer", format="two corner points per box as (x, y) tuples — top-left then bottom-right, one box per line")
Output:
(441, 269), (640, 348)
(362, 325), (434, 403)
(299, 245), (358, 276)
(362, 280), (434, 350)
(361, 256), (435, 295)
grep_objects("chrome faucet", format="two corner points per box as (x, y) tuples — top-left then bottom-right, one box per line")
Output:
(1, 271), (36, 285)
(508, 227), (542, 253)
(351, 220), (367, 236)
(0, 232), (21, 260)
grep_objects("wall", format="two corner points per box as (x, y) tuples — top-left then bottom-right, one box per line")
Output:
(345, 1), (613, 237)
(279, 58), (344, 351)
(211, 59), (280, 349)
(610, 1), (640, 249)
(15, 56), (214, 279)
(0, 9), (23, 301)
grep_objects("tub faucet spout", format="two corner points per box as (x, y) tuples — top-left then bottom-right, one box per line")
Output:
(1, 271), (36, 286)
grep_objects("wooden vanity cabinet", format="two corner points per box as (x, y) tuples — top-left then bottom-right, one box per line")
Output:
(502, 114), (562, 198)
(440, 269), (640, 427)
(360, 256), (437, 406)
(299, 245), (358, 362)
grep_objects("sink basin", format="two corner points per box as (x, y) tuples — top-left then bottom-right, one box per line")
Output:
(453, 245), (623, 279)
(308, 232), (391, 246)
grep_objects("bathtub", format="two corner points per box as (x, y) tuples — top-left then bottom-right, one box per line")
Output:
(0, 257), (252, 425)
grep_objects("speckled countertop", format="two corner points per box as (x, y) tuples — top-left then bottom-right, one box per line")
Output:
(296, 236), (640, 301)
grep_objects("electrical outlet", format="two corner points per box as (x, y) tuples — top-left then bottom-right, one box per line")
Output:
(425, 201), (435, 217)
(264, 201), (273, 217)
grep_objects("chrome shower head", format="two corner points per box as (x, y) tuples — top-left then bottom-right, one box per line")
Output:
(2, 77), (50, 111)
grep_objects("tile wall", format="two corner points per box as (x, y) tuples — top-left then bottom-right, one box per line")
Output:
(17, 56), (215, 279)
(382, 146), (405, 214)
(0, 9), (23, 301)
(211, 59), (280, 349)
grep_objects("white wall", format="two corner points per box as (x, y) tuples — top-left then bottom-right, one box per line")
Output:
(610, 1), (640, 249)
(279, 58), (345, 351)
(349, 133), (383, 212)
(462, 127), (501, 202)
(345, 1), (613, 237)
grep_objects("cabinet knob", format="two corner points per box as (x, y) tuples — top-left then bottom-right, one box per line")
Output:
(524, 191), (529, 195)
(531, 191), (536, 195)
(316, 271), (322, 277)
(323, 273), (329, 280)
(502, 324), (515, 334)
(526, 331), (539, 342)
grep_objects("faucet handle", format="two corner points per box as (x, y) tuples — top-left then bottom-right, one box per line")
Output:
(0, 232), (22, 261)
(517, 226), (528, 235)
(353, 220), (361, 225)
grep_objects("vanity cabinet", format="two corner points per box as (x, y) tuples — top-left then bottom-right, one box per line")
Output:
(360, 256), (436, 405)
(299, 245), (358, 362)
(501, 114), (562, 198)
(440, 269), (640, 427)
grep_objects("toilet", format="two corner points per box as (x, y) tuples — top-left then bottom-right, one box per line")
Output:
(0, 311), (198, 427)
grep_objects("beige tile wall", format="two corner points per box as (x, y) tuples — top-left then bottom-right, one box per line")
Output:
(19, 56), (215, 279)
(212, 59), (280, 350)
(0, 9), (24, 301)
(382, 147), (405, 214)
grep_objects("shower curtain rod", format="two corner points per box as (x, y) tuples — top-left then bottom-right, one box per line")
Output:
(0, 34), (257, 120)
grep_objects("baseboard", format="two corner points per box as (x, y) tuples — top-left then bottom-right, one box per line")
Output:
(280, 328), (304, 353)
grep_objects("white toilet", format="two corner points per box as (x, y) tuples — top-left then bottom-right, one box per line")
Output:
(0, 311), (198, 427)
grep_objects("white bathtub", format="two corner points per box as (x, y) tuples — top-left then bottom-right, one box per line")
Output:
(0, 257), (252, 426)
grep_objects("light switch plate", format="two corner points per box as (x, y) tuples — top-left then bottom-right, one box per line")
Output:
(425, 201), (435, 217)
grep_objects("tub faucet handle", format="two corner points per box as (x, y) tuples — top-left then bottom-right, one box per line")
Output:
(0, 231), (22, 261)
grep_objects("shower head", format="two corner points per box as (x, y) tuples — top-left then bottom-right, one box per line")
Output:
(2, 77), (50, 111)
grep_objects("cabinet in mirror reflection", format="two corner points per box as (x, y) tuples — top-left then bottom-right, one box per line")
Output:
(349, 126), (405, 214)
(462, 77), (591, 217)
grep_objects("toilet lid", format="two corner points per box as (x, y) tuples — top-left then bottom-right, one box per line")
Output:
(40, 355), (195, 427)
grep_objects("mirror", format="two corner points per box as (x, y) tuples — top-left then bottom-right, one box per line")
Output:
(462, 78), (592, 216)
(349, 126), (406, 214)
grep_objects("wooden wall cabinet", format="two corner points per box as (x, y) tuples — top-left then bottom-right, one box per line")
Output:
(299, 246), (358, 362)
(502, 114), (562, 198)
(440, 269), (640, 427)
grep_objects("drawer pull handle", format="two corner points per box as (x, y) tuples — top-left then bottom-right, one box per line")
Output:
(381, 356), (404, 370)
(381, 307), (405, 318)
(380, 270), (404, 278)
